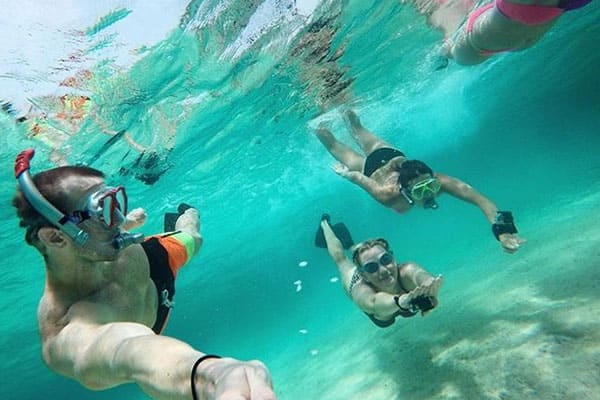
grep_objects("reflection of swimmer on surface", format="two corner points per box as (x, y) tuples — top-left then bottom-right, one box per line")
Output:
(315, 109), (526, 253)
(114, 108), (177, 186)
(119, 147), (172, 185)
(318, 215), (443, 328)
(290, 12), (354, 112)
(60, 69), (93, 89)
(8, 94), (111, 166)
(5, 93), (172, 185)
(408, 0), (593, 65)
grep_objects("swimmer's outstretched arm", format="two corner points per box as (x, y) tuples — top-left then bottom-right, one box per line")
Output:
(174, 207), (203, 255)
(351, 282), (407, 320)
(435, 173), (498, 222)
(333, 164), (396, 203)
(353, 263), (443, 320)
(436, 173), (526, 253)
(43, 313), (275, 400)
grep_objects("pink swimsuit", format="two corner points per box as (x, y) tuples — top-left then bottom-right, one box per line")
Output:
(465, 0), (588, 55)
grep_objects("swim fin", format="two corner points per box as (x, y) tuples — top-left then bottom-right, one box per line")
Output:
(315, 215), (354, 250)
(163, 203), (193, 232)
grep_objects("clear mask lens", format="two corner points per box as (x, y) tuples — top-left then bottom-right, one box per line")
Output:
(410, 178), (441, 200)
(88, 186), (128, 228)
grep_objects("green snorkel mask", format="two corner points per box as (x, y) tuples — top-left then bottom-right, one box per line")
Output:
(14, 149), (143, 250)
(410, 177), (441, 210)
(399, 177), (441, 210)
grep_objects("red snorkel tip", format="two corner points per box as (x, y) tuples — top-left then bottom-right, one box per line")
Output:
(15, 149), (35, 178)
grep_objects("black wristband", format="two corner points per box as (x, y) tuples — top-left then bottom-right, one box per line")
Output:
(492, 211), (517, 241)
(191, 355), (221, 400)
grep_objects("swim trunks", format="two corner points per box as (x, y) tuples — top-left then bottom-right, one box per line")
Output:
(363, 147), (405, 177)
(141, 231), (195, 334)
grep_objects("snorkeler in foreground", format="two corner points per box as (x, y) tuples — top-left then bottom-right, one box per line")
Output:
(319, 215), (443, 327)
(314, 110), (525, 254)
(12, 149), (275, 400)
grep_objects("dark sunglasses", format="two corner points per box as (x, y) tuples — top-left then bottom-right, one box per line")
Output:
(360, 252), (394, 274)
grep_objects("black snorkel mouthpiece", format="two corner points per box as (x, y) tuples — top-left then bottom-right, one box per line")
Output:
(423, 197), (438, 210)
(113, 232), (144, 250)
(14, 149), (89, 246)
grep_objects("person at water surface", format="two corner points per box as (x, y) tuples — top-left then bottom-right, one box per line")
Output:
(320, 216), (443, 327)
(409, 0), (593, 65)
(12, 149), (276, 400)
(315, 110), (525, 253)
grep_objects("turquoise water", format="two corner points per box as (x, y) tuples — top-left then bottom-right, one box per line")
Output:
(1, 1), (599, 399)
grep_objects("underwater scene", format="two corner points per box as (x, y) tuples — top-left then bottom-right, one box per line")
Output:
(1, 0), (599, 399)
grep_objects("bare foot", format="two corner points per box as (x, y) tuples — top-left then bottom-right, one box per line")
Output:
(344, 109), (361, 129)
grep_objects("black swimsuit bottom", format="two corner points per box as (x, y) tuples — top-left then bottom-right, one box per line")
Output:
(363, 147), (405, 177)
(141, 237), (176, 334)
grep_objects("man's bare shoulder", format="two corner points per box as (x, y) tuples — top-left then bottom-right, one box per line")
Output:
(39, 245), (156, 341)
(38, 292), (69, 341)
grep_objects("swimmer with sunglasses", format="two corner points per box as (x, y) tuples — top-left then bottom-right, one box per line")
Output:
(319, 216), (443, 328)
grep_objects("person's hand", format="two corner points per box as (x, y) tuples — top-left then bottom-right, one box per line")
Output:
(404, 275), (443, 316)
(123, 207), (147, 230)
(332, 163), (351, 178)
(419, 274), (444, 299)
(175, 207), (200, 233)
(499, 233), (526, 254)
(344, 109), (360, 127)
(314, 123), (330, 138)
(195, 357), (276, 400)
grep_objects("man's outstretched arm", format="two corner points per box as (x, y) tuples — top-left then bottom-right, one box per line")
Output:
(175, 207), (203, 255)
(44, 307), (275, 400)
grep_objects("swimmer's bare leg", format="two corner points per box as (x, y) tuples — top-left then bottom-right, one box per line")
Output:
(315, 124), (364, 172)
(344, 110), (395, 155)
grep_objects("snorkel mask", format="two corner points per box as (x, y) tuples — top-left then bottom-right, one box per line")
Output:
(14, 149), (143, 250)
(400, 177), (441, 210)
(411, 177), (440, 209)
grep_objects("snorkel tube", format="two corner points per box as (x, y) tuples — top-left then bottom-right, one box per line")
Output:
(15, 149), (89, 246)
(399, 185), (439, 209)
(399, 187), (415, 206)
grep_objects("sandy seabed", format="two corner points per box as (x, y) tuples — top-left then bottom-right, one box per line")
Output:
(274, 193), (600, 400)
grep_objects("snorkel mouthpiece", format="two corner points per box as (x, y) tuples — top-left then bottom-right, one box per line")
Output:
(113, 232), (144, 250)
(14, 149), (89, 246)
(423, 197), (438, 210)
